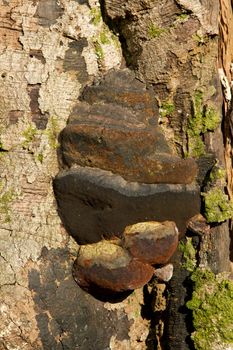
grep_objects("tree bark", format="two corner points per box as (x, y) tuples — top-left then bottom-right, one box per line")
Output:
(0, 1), (232, 350)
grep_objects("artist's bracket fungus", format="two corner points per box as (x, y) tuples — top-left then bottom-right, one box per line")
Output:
(122, 221), (179, 265)
(53, 68), (200, 295)
(73, 221), (178, 293)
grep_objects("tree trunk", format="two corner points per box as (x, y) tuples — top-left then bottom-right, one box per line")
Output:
(0, 1), (232, 350)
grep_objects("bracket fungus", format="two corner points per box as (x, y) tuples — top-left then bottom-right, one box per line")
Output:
(122, 221), (179, 265)
(53, 68), (201, 296)
(53, 166), (200, 244)
(60, 69), (197, 184)
(73, 221), (178, 293)
(73, 240), (154, 293)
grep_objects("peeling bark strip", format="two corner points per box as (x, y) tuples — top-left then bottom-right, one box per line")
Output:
(219, 0), (233, 205)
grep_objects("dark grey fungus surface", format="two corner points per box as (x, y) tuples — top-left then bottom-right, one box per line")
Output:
(53, 166), (200, 244)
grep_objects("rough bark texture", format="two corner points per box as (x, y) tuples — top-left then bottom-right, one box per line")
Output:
(0, 1), (232, 350)
(102, 0), (222, 158)
(0, 1), (145, 350)
(101, 1), (232, 349)
(219, 0), (233, 268)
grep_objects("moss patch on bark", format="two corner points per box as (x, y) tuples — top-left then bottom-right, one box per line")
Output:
(187, 91), (221, 157)
(202, 165), (233, 223)
(180, 238), (233, 350)
(202, 188), (233, 223)
(187, 268), (233, 350)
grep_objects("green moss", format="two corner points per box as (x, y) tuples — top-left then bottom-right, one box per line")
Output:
(187, 91), (205, 157)
(202, 188), (233, 223)
(94, 41), (104, 60)
(179, 237), (197, 272)
(187, 268), (233, 349)
(203, 106), (221, 133)
(192, 33), (207, 45)
(37, 153), (44, 163)
(46, 116), (59, 149)
(148, 24), (166, 38)
(22, 124), (37, 149)
(90, 8), (102, 26)
(0, 189), (14, 222)
(111, 33), (121, 49)
(0, 128), (4, 150)
(100, 31), (110, 45)
(178, 13), (189, 21)
(0, 138), (3, 150)
(160, 101), (175, 118)
(202, 165), (232, 223)
(187, 91), (221, 157)
(187, 137), (206, 158)
(174, 13), (190, 25)
(208, 165), (226, 184)
(180, 239), (233, 349)
(190, 90), (204, 130)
